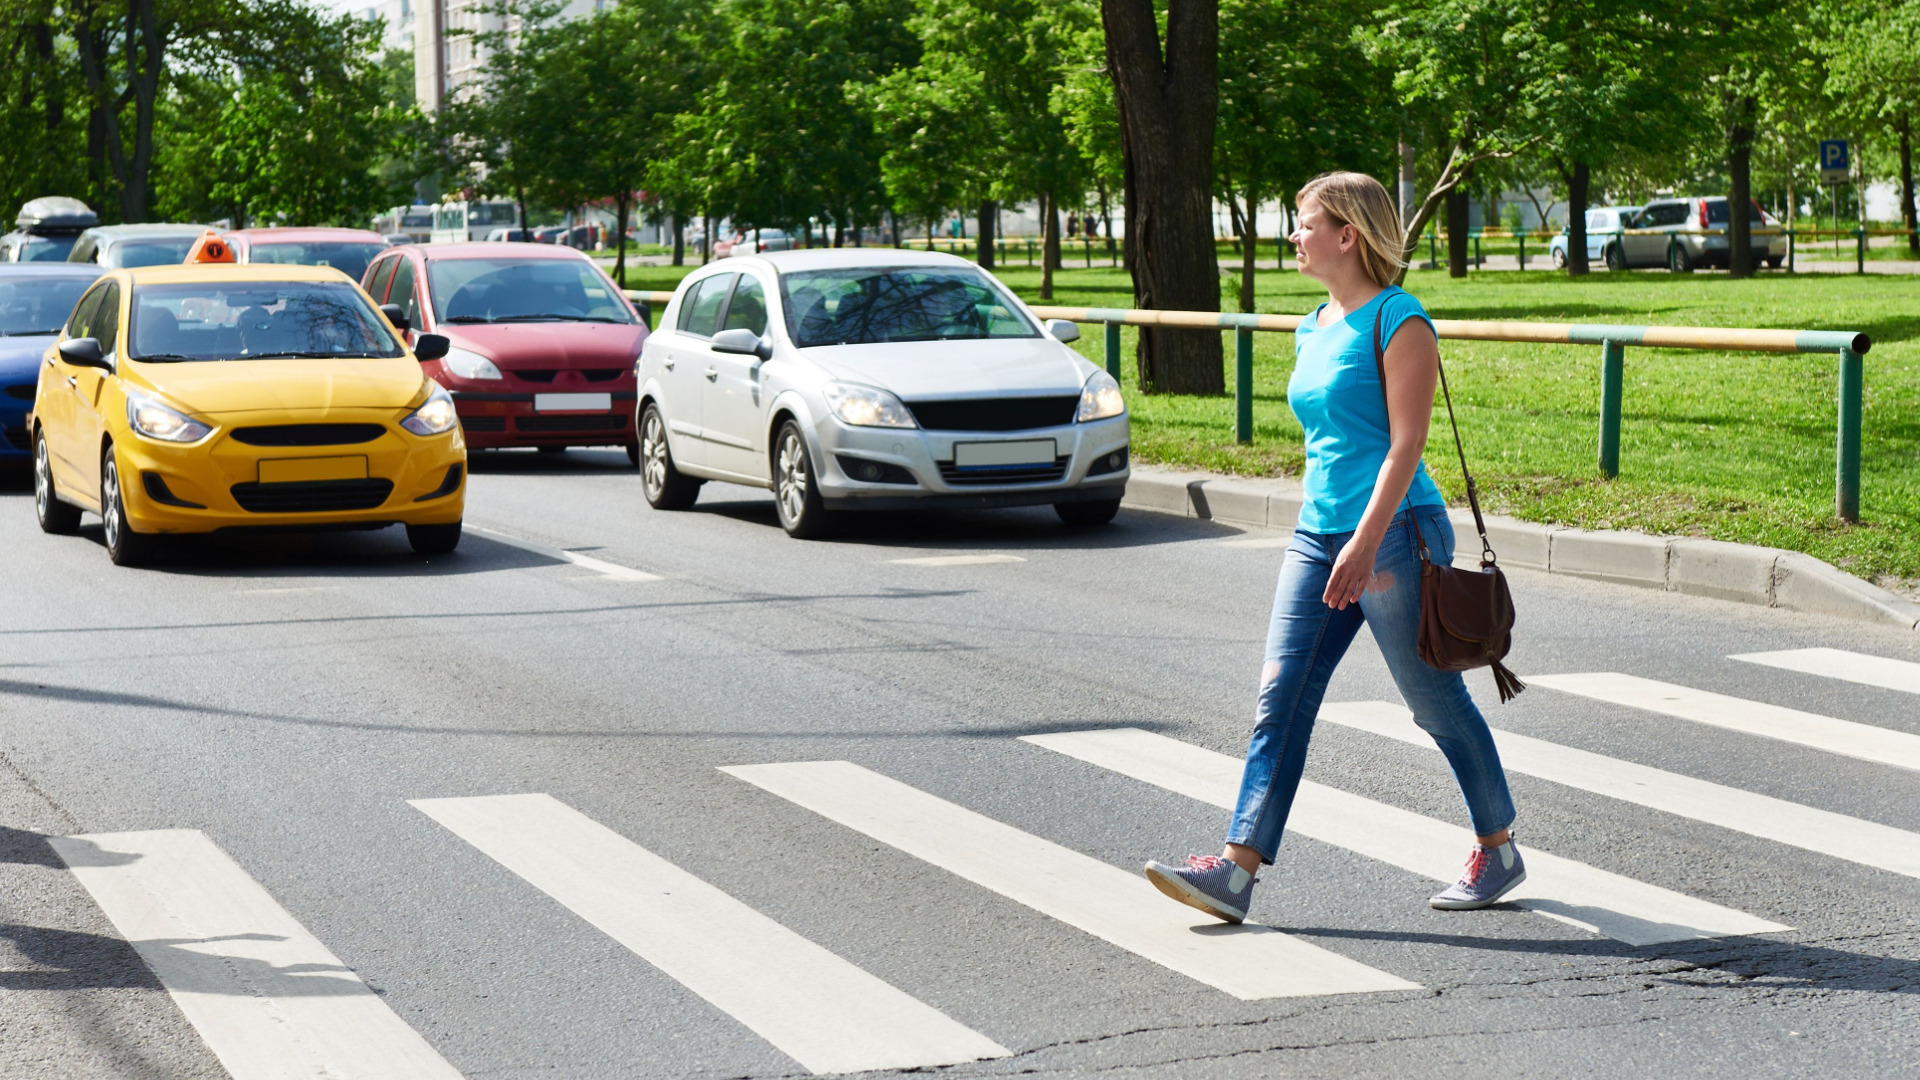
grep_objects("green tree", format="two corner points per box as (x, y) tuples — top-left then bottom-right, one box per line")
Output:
(1819, 0), (1920, 251)
(0, 0), (90, 215)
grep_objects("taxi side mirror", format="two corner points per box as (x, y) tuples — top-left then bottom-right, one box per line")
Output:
(412, 333), (450, 362)
(380, 303), (410, 332)
(58, 337), (108, 369)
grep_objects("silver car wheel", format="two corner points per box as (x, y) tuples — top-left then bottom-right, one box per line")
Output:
(776, 429), (808, 525)
(101, 456), (122, 550)
(33, 437), (52, 520)
(642, 412), (668, 496)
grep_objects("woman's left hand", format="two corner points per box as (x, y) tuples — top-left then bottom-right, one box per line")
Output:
(1323, 534), (1379, 610)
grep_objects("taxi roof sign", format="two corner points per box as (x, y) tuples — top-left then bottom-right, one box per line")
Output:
(184, 230), (235, 264)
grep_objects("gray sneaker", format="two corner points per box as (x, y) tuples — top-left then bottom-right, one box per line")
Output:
(1143, 854), (1256, 924)
(1429, 838), (1527, 909)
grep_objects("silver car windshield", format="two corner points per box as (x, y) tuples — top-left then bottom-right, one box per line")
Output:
(780, 267), (1037, 347)
(128, 281), (404, 362)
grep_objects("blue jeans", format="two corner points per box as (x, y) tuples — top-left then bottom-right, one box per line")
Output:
(1227, 506), (1516, 863)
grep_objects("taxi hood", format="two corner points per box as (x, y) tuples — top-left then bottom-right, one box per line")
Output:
(126, 356), (428, 415)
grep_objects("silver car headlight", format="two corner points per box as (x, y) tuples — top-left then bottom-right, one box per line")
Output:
(125, 391), (212, 443)
(823, 382), (917, 428)
(1075, 370), (1126, 422)
(401, 381), (459, 436)
(442, 346), (502, 381)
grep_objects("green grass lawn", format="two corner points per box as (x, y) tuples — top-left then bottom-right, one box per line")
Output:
(619, 261), (1920, 583)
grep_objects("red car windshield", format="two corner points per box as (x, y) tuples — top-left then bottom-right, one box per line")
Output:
(428, 258), (634, 324)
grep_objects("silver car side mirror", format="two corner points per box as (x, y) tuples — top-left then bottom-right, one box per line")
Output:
(711, 327), (771, 360)
(1045, 319), (1080, 344)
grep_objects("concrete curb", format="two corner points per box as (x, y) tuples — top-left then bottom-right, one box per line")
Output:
(1122, 466), (1920, 632)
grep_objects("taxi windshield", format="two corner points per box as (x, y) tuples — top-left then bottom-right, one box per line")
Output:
(427, 258), (633, 323)
(128, 281), (403, 362)
(248, 242), (387, 283)
(0, 277), (94, 336)
(779, 267), (1036, 347)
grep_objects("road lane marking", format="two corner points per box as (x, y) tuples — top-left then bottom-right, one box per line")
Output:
(1731, 648), (1920, 696)
(48, 829), (465, 1080)
(412, 794), (1007, 1074)
(886, 554), (1027, 566)
(721, 760), (1418, 1000)
(470, 527), (662, 581)
(1321, 701), (1920, 881)
(1528, 672), (1920, 773)
(1022, 728), (1786, 946)
(1217, 537), (1293, 549)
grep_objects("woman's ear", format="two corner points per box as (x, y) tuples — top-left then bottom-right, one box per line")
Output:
(1339, 223), (1358, 254)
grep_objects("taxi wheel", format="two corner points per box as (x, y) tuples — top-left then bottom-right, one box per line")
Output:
(773, 421), (836, 539)
(100, 447), (158, 567)
(1055, 498), (1121, 527)
(407, 521), (462, 556)
(640, 404), (700, 510)
(34, 430), (80, 535)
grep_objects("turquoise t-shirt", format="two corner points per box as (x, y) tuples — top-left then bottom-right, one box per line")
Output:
(1287, 285), (1446, 534)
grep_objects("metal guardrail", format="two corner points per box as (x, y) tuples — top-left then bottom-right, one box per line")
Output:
(625, 288), (1872, 522)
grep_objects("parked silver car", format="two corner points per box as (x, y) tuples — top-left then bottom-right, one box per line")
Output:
(636, 249), (1130, 537)
(1549, 206), (1641, 270)
(65, 223), (210, 268)
(1609, 197), (1784, 271)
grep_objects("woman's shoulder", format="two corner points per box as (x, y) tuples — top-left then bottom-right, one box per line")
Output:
(1379, 285), (1430, 320)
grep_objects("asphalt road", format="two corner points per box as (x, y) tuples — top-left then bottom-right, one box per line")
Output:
(2, 449), (1916, 1079)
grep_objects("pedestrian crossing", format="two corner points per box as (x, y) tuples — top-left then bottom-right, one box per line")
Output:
(42, 644), (1920, 1078)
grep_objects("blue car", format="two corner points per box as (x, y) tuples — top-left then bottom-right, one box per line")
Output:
(1549, 205), (1642, 270)
(0, 264), (102, 458)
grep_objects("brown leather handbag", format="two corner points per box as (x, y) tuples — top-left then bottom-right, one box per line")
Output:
(1373, 306), (1526, 703)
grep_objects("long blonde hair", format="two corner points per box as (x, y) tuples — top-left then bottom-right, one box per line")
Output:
(1297, 171), (1406, 287)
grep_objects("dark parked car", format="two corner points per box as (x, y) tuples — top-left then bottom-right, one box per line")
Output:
(0, 263), (103, 457)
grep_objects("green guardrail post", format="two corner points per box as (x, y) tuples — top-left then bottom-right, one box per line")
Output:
(1084, 236), (1092, 267)
(1787, 227), (1796, 273)
(1234, 326), (1254, 444)
(1473, 234), (1482, 268)
(1517, 231), (1525, 270)
(1856, 227), (1865, 274)
(1837, 347), (1862, 522)
(1104, 321), (1122, 381)
(1598, 340), (1625, 478)
(1428, 230), (1437, 268)
(1027, 239), (1034, 267)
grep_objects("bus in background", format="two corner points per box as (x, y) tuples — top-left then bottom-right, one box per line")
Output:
(430, 200), (521, 243)
(373, 205), (434, 243)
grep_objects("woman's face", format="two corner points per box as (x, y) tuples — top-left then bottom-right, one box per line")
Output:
(1289, 197), (1353, 281)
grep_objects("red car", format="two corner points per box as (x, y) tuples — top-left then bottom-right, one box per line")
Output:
(224, 226), (391, 284)
(361, 242), (645, 459)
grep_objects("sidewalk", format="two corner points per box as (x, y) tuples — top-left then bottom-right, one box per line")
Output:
(1120, 465), (1920, 632)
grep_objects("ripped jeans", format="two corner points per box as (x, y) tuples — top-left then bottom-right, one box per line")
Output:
(1227, 506), (1516, 863)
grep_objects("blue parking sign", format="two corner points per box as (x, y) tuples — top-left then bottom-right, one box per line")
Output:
(1820, 140), (1850, 183)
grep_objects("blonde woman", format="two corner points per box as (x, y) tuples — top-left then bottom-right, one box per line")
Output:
(1144, 172), (1523, 922)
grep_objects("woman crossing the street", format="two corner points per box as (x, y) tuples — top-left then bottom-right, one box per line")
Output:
(1143, 171), (1525, 923)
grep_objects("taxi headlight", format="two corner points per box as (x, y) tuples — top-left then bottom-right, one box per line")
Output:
(1075, 370), (1126, 422)
(401, 382), (459, 436)
(442, 346), (502, 381)
(823, 382), (917, 429)
(125, 392), (212, 443)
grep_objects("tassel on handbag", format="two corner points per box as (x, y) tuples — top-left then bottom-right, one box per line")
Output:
(1373, 306), (1526, 702)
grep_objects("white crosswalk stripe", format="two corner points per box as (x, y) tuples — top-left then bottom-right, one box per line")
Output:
(1528, 672), (1920, 773)
(1731, 647), (1920, 696)
(412, 793), (1008, 1075)
(470, 526), (663, 581)
(722, 760), (1420, 1000)
(1321, 701), (1920, 880)
(1022, 728), (1789, 946)
(49, 829), (466, 1080)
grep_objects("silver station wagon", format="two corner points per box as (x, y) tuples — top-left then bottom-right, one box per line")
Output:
(636, 249), (1131, 538)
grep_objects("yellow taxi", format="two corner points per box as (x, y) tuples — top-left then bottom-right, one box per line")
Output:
(33, 258), (465, 565)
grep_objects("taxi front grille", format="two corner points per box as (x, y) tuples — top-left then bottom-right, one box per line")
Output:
(231, 479), (393, 513)
(232, 424), (386, 447)
(937, 457), (1071, 486)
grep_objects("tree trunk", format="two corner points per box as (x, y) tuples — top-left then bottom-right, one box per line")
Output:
(832, 219), (844, 248)
(516, 187), (530, 246)
(1446, 187), (1470, 278)
(613, 192), (631, 287)
(1566, 161), (1590, 276)
(1225, 188), (1255, 311)
(925, 217), (935, 251)
(124, 0), (160, 223)
(702, 215), (713, 264)
(1040, 192), (1057, 299)
(1101, 0), (1222, 395)
(976, 200), (995, 268)
(890, 210), (901, 248)
(1900, 115), (1917, 255)
(671, 213), (685, 265)
(1727, 97), (1756, 279)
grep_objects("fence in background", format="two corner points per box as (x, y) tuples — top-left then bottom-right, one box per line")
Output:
(623, 291), (1872, 522)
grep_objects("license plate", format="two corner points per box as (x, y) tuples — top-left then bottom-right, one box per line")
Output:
(259, 456), (367, 483)
(535, 393), (612, 412)
(953, 439), (1056, 467)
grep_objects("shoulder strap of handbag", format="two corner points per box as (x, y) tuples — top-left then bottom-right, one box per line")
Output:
(1372, 299), (1497, 568)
